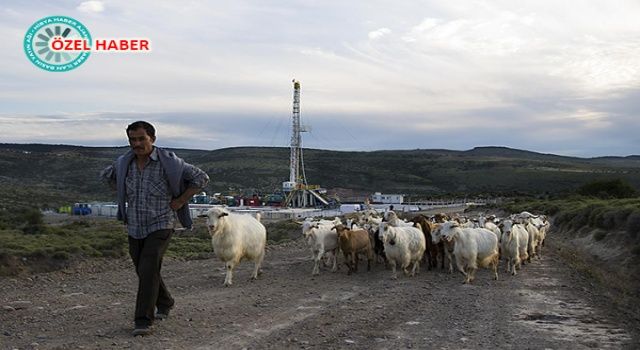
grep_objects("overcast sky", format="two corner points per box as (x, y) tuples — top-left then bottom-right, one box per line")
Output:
(1, 0), (639, 157)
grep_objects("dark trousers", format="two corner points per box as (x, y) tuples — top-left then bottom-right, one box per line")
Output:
(128, 229), (175, 327)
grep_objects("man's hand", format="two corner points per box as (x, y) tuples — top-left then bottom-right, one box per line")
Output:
(170, 197), (187, 211)
(171, 187), (202, 211)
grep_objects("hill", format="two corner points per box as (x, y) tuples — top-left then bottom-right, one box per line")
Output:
(0, 143), (639, 208)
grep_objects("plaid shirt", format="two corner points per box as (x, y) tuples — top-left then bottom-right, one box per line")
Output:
(104, 148), (209, 239)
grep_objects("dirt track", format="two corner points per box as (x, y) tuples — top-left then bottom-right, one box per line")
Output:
(1, 235), (639, 350)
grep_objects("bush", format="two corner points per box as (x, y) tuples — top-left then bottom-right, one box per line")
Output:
(626, 211), (640, 239)
(265, 220), (300, 243)
(614, 208), (633, 227)
(578, 179), (637, 199)
(52, 251), (70, 260)
(593, 231), (607, 241)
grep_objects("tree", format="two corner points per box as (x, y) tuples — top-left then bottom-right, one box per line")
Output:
(577, 179), (637, 199)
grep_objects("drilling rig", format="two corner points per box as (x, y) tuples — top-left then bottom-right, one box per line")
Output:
(282, 80), (329, 207)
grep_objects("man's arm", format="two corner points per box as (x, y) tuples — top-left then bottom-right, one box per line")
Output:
(170, 163), (210, 210)
(170, 187), (202, 210)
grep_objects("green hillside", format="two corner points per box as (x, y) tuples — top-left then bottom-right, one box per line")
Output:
(0, 143), (639, 209)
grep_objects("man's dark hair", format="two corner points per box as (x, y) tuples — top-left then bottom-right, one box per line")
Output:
(126, 121), (156, 139)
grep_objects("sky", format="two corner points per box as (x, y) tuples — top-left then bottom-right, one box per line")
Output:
(1, 0), (639, 157)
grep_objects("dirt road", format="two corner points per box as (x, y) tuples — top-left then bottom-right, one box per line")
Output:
(1, 236), (638, 349)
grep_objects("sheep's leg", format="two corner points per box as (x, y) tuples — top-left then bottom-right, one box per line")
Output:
(329, 250), (338, 272)
(352, 252), (358, 273)
(389, 260), (397, 280)
(312, 248), (322, 275)
(410, 260), (420, 277)
(455, 255), (466, 278)
(467, 266), (477, 283)
(251, 252), (264, 280)
(492, 256), (499, 280)
(344, 253), (352, 275)
(224, 262), (235, 286)
(537, 242), (543, 259)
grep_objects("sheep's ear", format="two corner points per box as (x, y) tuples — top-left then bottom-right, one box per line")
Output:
(197, 214), (208, 218)
(219, 212), (229, 218)
(331, 226), (336, 231)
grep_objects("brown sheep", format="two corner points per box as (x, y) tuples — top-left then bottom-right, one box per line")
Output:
(333, 224), (374, 275)
(410, 215), (443, 270)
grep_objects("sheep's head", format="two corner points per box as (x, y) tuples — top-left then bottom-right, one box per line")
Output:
(333, 225), (353, 244)
(437, 221), (459, 243)
(430, 224), (442, 244)
(198, 208), (229, 235)
(383, 211), (399, 223)
(433, 213), (448, 223)
(379, 223), (396, 245)
(302, 221), (319, 237)
(500, 219), (514, 240)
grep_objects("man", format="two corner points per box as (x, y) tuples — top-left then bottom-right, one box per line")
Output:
(101, 121), (209, 336)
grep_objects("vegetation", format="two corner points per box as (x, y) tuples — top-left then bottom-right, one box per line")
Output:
(503, 197), (640, 240)
(1, 144), (639, 209)
(1, 143), (639, 276)
(0, 219), (127, 275)
(0, 215), (304, 276)
(577, 179), (637, 199)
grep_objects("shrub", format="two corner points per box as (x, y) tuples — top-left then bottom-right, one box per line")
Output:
(614, 208), (633, 227)
(52, 251), (70, 260)
(599, 210), (617, 230)
(593, 231), (607, 241)
(626, 211), (640, 239)
(17, 207), (47, 235)
(578, 179), (637, 199)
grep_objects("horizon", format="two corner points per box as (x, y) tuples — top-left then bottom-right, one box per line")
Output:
(2, 1), (639, 158)
(2, 142), (638, 160)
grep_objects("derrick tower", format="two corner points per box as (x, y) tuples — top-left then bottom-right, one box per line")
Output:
(282, 80), (329, 208)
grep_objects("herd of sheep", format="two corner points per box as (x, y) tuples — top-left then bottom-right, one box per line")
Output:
(198, 207), (550, 286)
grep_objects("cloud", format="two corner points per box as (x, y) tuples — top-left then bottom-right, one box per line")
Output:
(77, 1), (105, 14)
(2, 0), (639, 157)
(368, 27), (391, 40)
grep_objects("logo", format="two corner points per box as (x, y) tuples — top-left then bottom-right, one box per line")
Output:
(24, 16), (92, 72)
(24, 16), (151, 72)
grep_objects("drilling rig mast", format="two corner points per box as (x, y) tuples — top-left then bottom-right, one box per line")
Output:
(282, 79), (329, 208)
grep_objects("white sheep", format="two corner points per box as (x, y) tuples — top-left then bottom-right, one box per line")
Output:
(529, 216), (550, 255)
(379, 222), (426, 279)
(302, 221), (339, 275)
(498, 219), (521, 275)
(525, 221), (541, 261)
(478, 216), (501, 238)
(201, 208), (266, 286)
(383, 210), (414, 227)
(500, 219), (529, 274)
(432, 221), (499, 284)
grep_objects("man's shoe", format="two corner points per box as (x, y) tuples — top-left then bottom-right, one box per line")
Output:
(132, 325), (152, 336)
(155, 307), (171, 321)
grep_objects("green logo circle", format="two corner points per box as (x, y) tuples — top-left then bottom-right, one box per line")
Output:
(24, 16), (92, 72)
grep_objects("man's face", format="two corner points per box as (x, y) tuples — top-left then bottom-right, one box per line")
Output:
(128, 127), (155, 158)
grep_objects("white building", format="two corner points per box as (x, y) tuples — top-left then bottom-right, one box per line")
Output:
(370, 192), (404, 204)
